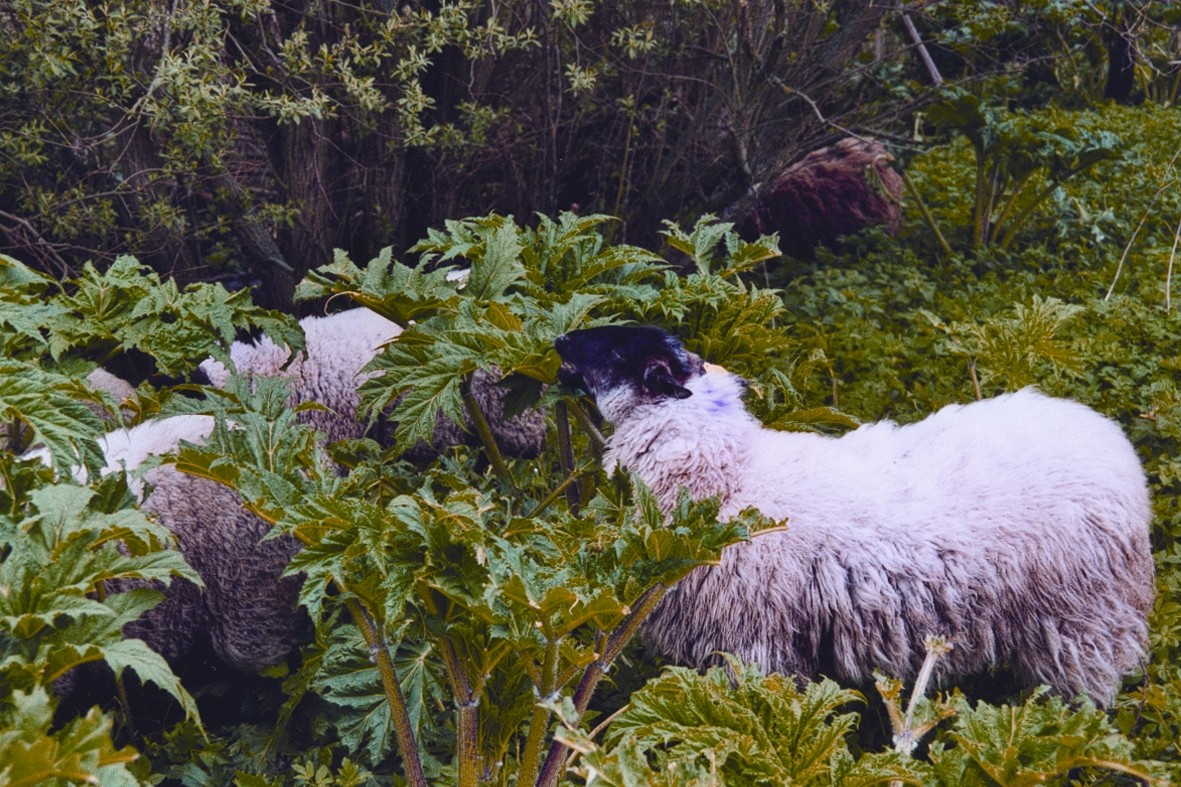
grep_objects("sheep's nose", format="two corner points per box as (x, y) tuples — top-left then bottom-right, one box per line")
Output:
(554, 333), (571, 354)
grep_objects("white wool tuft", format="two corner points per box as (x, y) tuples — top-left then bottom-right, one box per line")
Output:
(201, 307), (545, 457)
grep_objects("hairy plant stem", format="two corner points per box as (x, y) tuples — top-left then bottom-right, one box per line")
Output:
(439, 636), (480, 787)
(972, 159), (990, 249)
(535, 583), (669, 787)
(900, 170), (952, 258)
(986, 174), (1030, 246)
(343, 597), (427, 787)
(566, 399), (607, 453)
(554, 401), (581, 512)
(462, 375), (510, 485)
(566, 399), (606, 507)
(518, 637), (562, 786)
(996, 179), (1063, 251)
(526, 465), (587, 520)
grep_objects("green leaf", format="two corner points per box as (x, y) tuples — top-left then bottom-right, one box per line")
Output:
(0, 687), (140, 787)
(591, 658), (922, 785)
(0, 360), (105, 475)
(462, 216), (526, 301)
(45, 256), (300, 377)
(295, 246), (461, 325)
(660, 215), (780, 277)
(929, 689), (1152, 784)
(315, 629), (398, 766)
(0, 482), (198, 721)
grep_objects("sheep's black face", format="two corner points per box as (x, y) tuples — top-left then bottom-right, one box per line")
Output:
(555, 325), (703, 406)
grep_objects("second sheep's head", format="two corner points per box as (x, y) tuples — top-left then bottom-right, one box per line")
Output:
(555, 325), (747, 424)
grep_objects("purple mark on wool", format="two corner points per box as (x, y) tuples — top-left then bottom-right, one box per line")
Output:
(707, 397), (731, 414)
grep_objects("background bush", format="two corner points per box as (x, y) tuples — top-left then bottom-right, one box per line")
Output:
(4, 1), (1181, 784)
(3, 0), (1176, 309)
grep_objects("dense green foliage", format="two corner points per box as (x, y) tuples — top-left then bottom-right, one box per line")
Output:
(3, 2), (1181, 782)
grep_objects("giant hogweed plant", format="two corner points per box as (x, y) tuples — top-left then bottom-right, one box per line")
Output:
(916, 90), (1123, 254)
(193, 212), (792, 785)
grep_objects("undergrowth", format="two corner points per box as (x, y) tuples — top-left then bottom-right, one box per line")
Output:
(2, 101), (1180, 784)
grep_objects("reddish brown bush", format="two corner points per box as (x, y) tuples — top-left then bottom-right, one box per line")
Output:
(739, 138), (904, 259)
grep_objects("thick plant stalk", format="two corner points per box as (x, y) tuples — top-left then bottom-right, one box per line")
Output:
(535, 583), (669, 787)
(439, 636), (480, 787)
(554, 401), (581, 511)
(996, 179), (1065, 251)
(566, 399), (606, 507)
(526, 466), (586, 519)
(518, 637), (562, 786)
(566, 400), (607, 453)
(900, 170), (952, 258)
(972, 159), (999, 249)
(462, 375), (511, 485)
(344, 598), (427, 787)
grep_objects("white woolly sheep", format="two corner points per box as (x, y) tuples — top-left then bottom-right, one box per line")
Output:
(554, 325), (1154, 706)
(200, 307), (545, 458)
(86, 367), (136, 405)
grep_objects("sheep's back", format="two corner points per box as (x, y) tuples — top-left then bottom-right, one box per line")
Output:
(646, 388), (1153, 705)
(137, 466), (305, 672)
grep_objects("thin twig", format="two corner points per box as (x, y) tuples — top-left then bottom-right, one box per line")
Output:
(1106, 142), (1181, 300)
(899, 5), (943, 86)
(0, 209), (73, 277)
(1166, 211), (1181, 312)
(771, 77), (866, 143)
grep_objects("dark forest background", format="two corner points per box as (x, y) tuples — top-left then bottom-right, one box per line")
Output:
(2, 1), (1176, 310)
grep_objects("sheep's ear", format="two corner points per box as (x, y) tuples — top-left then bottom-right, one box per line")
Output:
(642, 359), (692, 400)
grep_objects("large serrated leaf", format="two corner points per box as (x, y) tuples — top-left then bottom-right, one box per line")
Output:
(0, 360), (105, 475)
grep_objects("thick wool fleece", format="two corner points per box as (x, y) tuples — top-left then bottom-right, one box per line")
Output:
(97, 415), (304, 672)
(201, 307), (545, 457)
(560, 329), (1154, 706)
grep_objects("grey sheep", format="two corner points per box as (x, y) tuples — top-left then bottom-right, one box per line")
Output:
(555, 325), (1154, 706)
(96, 415), (303, 672)
(53, 308), (544, 674)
